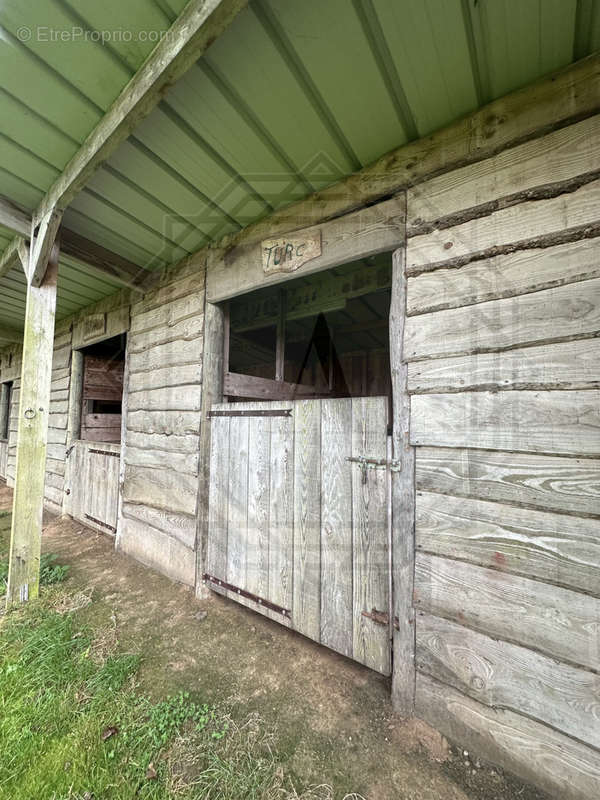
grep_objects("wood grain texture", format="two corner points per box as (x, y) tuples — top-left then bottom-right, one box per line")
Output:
(406, 237), (600, 315)
(121, 503), (196, 550)
(207, 195), (405, 302)
(404, 277), (600, 360)
(127, 337), (202, 373)
(246, 415), (270, 600)
(226, 412), (249, 594)
(416, 491), (600, 594)
(195, 298), (223, 597)
(417, 613), (600, 749)
(320, 398), (353, 658)
(268, 410), (294, 613)
(407, 338), (600, 393)
(122, 463), (197, 516)
(407, 179), (600, 272)
(415, 447), (600, 516)
(416, 673), (600, 800)
(410, 391), (600, 455)
(351, 397), (389, 674)
(407, 115), (600, 231)
(7, 253), (58, 605)
(206, 415), (230, 581)
(293, 400), (321, 641)
(389, 248), (416, 714)
(415, 553), (600, 671)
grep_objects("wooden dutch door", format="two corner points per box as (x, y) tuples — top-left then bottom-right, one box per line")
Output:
(206, 397), (392, 674)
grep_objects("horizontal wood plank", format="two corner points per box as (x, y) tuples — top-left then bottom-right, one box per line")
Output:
(407, 115), (600, 231)
(407, 179), (600, 272)
(417, 613), (600, 749)
(415, 553), (600, 670)
(410, 391), (600, 455)
(127, 385), (202, 412)
(404, 277), (600, 360)
(416, 447), (600, 516)
(407, 237), (600, 314)
(416, 491), (600, 594)
(207, 195), (405, 302)
(126, 410), (200, 436)
(122, 464), (197, 516)
(416, 673), (600, 800)
(407, 338), (600, 392)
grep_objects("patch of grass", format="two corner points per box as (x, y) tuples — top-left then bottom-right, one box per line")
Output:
(0, 588), (341, 800)
(0, 552), (69, 594)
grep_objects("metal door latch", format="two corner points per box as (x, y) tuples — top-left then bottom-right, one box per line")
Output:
(346, 455), (401, 483)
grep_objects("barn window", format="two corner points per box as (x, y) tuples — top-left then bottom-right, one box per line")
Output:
(0, 381), (13, 440)
(79, 334), (126, 443)
(225, 254), (392, 406)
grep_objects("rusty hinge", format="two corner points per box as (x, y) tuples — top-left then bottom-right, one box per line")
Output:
(203, 573), (291, 618)
(208, 409), (291, 418)
(361, 608), (400, 630)
(84, 513), (116, 534)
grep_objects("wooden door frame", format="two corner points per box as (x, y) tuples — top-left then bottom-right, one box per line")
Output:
(198, 199), (415, 713)
(389, 245), (416, 716)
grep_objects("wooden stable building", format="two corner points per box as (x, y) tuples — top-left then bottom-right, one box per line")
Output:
(0, 2), (599, 797)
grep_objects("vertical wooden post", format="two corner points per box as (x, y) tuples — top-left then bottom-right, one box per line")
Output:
(63, 348), (83, 520)
(389, 245), (416, 716)
(6, 243), (59, 606)
(195, 299), (226, 598)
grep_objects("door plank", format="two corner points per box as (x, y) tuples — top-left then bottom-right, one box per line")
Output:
(269, 409), (294, 615)
(293, 400), (322, 641)
(352, 397), (390, 674)
(246, 414), (271, 600)
(320, 398), (353, 658)
(206, 415), (230, 580)
(227, 413), (249, 596)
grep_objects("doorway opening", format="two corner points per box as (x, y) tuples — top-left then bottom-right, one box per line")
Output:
(78, 333), (126, 443)
(224, 253), (392, 420)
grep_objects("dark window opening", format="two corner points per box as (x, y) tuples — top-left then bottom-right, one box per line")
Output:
(79, 334), (126, 443)
(225, 254), (392, 403)
(0, 381), (13, 441)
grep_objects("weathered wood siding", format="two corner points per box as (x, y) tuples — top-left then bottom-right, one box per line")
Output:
(405, 113), (600, 799)
(0, 345), (22, 487)
(116, 258), (206, 587)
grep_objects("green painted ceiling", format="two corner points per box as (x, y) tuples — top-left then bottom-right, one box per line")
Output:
(0, 0), (599, 331)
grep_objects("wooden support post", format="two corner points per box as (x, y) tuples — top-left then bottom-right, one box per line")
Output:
(6, 239), (59, 606)
(390, 245), (416, 716)
(195, 300), (226, 598)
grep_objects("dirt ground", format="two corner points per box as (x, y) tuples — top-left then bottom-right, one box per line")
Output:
(0, 483), (548, 800)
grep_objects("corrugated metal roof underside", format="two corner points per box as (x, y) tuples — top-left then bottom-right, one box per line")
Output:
(1, 0), (599, 331)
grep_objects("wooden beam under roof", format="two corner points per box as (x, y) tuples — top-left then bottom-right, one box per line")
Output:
(34, 0), (248, 225)
(0, 197), (30, 239)
(0, 199), (150, 290)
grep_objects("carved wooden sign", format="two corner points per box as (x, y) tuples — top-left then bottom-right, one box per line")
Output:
(261, 231), (321, 275)
(83, 313), (106, 342)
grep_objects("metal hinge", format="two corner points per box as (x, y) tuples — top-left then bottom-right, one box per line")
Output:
(208, 409), (291, 418)
(361, 608), (400, 630)
(203, 573), (291, 618)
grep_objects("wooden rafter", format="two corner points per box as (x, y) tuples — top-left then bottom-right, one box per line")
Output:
(0, 197), (30, 239)
(0, 0), (247, 294)
(34, 0), (247, 224)
(0, 199), (150, 290)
